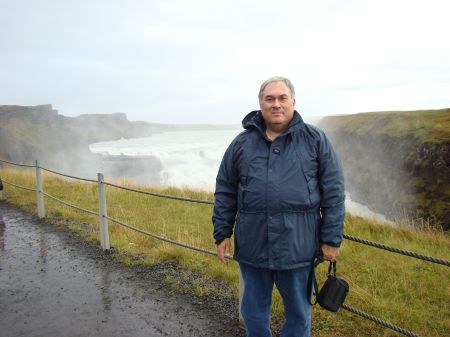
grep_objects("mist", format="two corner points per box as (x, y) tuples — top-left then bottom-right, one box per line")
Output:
(89, 128), (241, 188)
(2, 104), (445, 227)
(317, 109), (450, 229)
(90, 128), (393, 224)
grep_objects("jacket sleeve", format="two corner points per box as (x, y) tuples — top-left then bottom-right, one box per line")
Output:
(212, 140), (239, 245)
(317, 131), (345, 247)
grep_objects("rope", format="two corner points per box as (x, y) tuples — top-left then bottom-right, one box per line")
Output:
(103, 210), (425, 337)
(3, 161), (448, 268)
(39, 166), (98, 183)
(0, 159), (35, 168)
(344, 234), (450, 267)
(1, 179), (36, 192)
(0, 157), (445, 336)
(104, 214), (233, 260)
(98, 181), (450, 268)
(103, 181), (215, 205)
(341, 304), (421, 337)
(41, 191), (98, 216)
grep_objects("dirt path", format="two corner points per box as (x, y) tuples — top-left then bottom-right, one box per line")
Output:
(0, 202), (244, 337)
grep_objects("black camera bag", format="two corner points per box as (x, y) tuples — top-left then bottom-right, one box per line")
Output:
(309, 259), (349, 312)
(317, 261), (349, 312)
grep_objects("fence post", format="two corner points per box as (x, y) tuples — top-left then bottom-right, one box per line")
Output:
(35, 160), (45, 218)
(97, 173), (110, 250)
(0, 177), (4, 201)
(239, 268), (244, 326)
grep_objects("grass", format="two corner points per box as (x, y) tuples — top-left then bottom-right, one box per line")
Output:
(1, 166), (449, 337)
(319, 108), (450, 143)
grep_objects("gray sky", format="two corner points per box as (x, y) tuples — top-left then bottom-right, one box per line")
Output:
(1, 0), (449, 124)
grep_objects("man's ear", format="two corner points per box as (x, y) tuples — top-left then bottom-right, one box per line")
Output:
(293, 98), (296, 107)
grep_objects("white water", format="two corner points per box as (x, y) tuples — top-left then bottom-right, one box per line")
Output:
(90, 129), (242, 190)
(90, 129), (392, 224)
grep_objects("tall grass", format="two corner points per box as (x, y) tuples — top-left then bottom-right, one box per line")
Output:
(1, 166), (449, 337)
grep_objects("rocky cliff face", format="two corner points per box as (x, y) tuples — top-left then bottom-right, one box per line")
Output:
(0, 105), (163, 182)
(318, 109), (450, 230)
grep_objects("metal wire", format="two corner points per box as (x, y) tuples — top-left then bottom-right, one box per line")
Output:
(1, 179), (36, 192)
(344, 234), (450, 267)
(341, 304), (421, 337)
(104, 181), (215, 205)
(0, 158), (35, 168)
(41, 191), (98, 216)
(104, 214), (233, 260)
(39, 166), (98, 183)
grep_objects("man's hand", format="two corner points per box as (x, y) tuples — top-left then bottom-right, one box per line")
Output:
(321, 243), (340, 262)
(217, 238), (231, 265)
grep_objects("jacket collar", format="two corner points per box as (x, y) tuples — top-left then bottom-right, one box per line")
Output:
(242, 110), (304, 136)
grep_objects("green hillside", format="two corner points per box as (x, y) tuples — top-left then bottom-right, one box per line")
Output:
(321, 108), (450, 143)
(319, 108), (450, 229)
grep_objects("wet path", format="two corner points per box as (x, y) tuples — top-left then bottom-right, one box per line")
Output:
(0, 202), (243, 337)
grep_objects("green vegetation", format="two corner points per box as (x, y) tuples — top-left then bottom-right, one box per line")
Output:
(319, 108), (450, 229)
(1, 167), (449, 337)
(321, 108), (450, 143)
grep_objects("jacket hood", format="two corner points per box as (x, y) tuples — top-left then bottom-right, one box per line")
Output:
(242, 110), (305, 136)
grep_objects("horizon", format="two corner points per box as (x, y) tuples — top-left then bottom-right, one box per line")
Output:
(2, 103), (448, 127)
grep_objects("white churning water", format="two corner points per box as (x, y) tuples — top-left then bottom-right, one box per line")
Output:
(90, 129), (241, 190)
(90, 129), (392, 224)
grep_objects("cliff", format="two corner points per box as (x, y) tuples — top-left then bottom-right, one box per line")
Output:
(318, 109), (450, 229)
(0, 105), (165, 181)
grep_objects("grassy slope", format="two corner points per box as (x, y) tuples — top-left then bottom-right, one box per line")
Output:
(1, 167), (449, 337)
(321, 108), (450, 143)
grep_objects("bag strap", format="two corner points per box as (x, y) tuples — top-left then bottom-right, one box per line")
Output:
(309, 259), (338, 305)
(308, 255), (324, 305)
(327, 260), (337, 276)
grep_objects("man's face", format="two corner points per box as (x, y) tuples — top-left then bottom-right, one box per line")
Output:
(259, 81), (295, 130)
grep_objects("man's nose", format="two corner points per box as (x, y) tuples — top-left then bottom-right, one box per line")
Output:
(272, 99), (281, 107)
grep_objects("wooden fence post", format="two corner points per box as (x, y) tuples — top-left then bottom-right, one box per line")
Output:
(0, 177), (4, 201)
(97, 173), (110, 250)
(35, 160), (45, 218)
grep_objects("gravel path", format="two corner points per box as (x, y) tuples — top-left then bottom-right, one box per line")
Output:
(0, 202), (245, 337)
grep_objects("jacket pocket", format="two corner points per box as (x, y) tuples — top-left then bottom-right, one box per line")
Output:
(235, 212), (268, 265)
(304, 168), (320, 206)
(295, 147), (320, 206)
(237, 176), (247, 210)
(305, 169), (318, 190)
(281, 212), (319, 265)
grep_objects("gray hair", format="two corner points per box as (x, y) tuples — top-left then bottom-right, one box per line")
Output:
(258, 76), (295, 101)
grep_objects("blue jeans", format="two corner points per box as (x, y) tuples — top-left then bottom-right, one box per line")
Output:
(240, 263), (311, 337)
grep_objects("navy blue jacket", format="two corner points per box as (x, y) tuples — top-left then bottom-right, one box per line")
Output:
(212, 110), (345, 269)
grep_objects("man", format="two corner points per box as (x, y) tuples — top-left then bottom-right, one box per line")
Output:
(212, 76), (345, 337)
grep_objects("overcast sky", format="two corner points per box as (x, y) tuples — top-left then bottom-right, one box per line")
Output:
(1, 0), (449, 124)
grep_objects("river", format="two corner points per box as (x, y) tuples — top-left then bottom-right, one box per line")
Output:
(90, 129), (392, 224)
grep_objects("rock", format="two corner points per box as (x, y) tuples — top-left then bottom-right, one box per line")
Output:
(319, 108), (450, 229)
